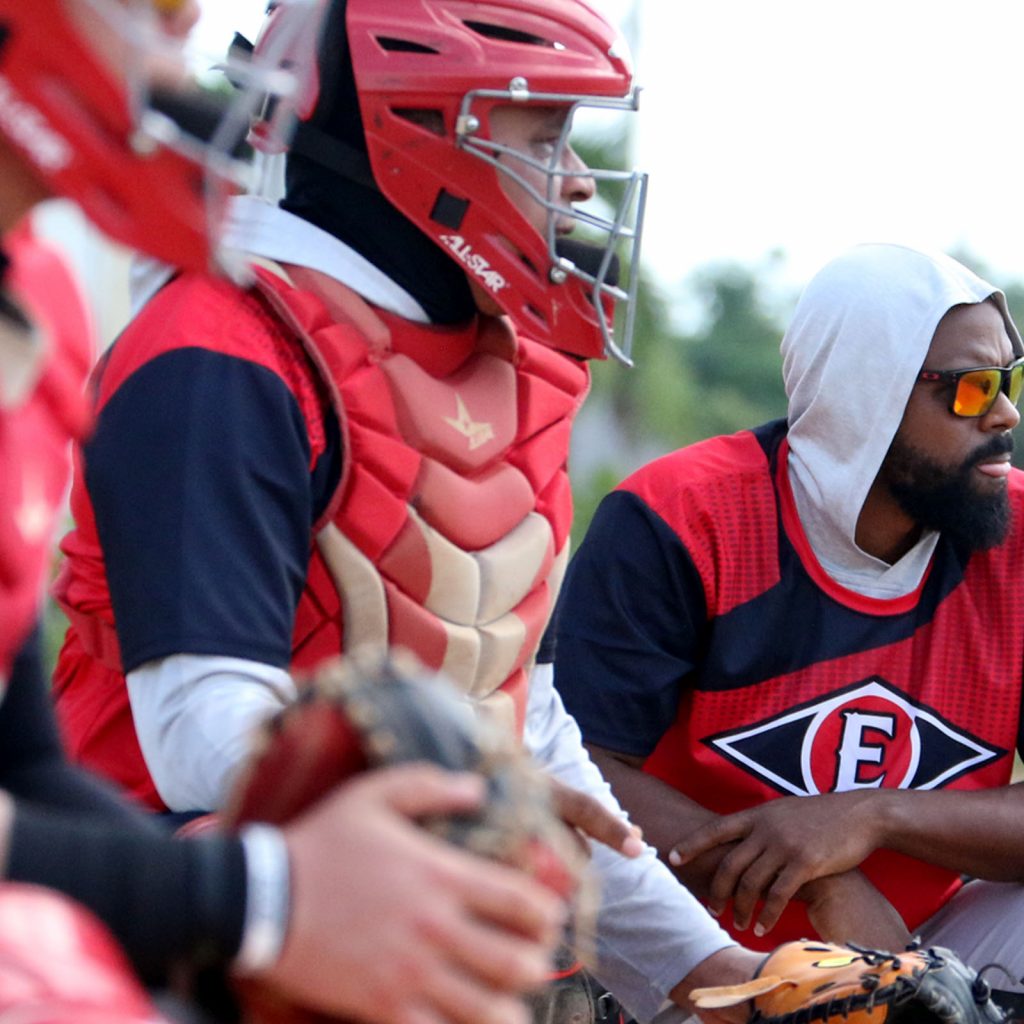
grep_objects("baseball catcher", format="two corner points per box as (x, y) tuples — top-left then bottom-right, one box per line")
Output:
(690, 940), (1009, 1024)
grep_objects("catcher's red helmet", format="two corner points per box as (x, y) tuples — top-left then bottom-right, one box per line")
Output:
(0, 0), (320, 277)
(258, 0), (647, 363)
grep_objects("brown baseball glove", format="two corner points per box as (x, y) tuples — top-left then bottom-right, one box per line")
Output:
(690, 940), (1008, 1024)
(223, 649), (589, 1024)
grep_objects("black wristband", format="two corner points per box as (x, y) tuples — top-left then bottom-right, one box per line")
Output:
(7, 801), (247, 985)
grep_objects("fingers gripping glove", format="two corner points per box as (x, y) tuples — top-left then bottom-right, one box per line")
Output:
(691, 941), (1008, 1024)
(224, 650), (589, 1023)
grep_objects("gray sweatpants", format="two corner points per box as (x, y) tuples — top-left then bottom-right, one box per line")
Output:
(917, 879), (1024, 992)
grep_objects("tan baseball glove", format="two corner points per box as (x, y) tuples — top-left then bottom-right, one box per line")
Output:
(690, 940), (1008, 1024)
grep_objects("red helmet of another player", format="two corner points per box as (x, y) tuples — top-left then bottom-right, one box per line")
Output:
(0, 0), (322, 276)
(0, 884), (164, 1023)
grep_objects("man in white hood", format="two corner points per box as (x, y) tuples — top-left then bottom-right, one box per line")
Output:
(552, 243), (1024, 995)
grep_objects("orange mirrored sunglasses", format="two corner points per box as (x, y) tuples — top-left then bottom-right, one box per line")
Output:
(917, 356), (1024, 417)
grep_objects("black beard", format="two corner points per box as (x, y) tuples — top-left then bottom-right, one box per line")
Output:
(880, 433), (1014, 553)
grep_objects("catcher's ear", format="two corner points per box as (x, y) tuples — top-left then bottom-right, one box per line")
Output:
(690, 976), (792, 1009)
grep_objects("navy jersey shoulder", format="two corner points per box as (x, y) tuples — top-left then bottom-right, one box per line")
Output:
(554, 424), (784, 756)
(549, 419), (781, 758)
(86, 339), (340, 672)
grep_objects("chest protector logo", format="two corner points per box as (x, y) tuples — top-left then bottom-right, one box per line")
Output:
(705, 678), (1004, 796)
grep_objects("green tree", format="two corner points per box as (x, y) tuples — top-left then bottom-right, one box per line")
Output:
(572, 258), (792, 545)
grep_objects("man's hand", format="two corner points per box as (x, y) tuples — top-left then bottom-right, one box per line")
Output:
(261, 763), (565, 1024)
(669, 793), (882, 929)
(548, 777), (645, 858)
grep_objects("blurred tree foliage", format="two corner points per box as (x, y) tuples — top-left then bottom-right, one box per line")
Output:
(566, 132), (793, 546)
(571, 258), (791, 547)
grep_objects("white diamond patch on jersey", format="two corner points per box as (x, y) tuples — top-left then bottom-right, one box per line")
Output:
(705, 677), (1005, 797)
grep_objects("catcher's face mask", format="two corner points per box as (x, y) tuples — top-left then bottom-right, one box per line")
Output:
(303, 0), (649, 364)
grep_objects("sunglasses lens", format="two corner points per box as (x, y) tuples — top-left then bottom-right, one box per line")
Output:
(954, 370), (1001, 416)
(1009, 362), (1024, 406)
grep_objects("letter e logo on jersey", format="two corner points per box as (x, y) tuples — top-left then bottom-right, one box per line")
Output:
(705, 678), (1004, 796)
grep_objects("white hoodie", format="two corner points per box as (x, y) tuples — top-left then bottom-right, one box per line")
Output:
(783, 243), (1022, 598)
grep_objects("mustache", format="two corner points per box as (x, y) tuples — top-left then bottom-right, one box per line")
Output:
(964, 433), (1014, 471)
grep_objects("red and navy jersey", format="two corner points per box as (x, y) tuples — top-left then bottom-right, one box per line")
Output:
(56, 271), (341, 669)
(554, 418), (1024, 945)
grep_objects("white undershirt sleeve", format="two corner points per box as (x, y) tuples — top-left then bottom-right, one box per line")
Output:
(524, 663), (735, 1024)
(127, 654), (298, 812)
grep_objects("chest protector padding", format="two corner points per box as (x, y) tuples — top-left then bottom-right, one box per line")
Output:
(256, 264), (589, 735)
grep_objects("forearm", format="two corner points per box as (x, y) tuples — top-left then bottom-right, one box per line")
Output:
(872, 783), (1024, 880)
(588, 837), (736, 1022)
(670, 945), (766, 1024)
(1, 790), (246, 984)
(526, 672), (736, 1022)
(525, 664), (626, 812)
(0, 640), (258, 982)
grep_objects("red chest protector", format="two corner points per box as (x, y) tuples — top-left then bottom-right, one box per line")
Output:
(259, 262), (590, 734)
(0, 224), (93, 684)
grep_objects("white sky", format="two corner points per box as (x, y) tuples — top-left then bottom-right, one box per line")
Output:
(194, 1), (1024, 310)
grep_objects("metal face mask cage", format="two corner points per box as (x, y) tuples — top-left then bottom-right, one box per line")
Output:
(243, 0), (327, 157)
(455, 83), (648, 366)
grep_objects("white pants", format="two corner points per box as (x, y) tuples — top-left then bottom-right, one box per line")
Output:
(917, 879), (1024, 992)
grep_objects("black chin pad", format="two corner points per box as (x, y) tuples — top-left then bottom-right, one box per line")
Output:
(555, 237), (620, 287)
